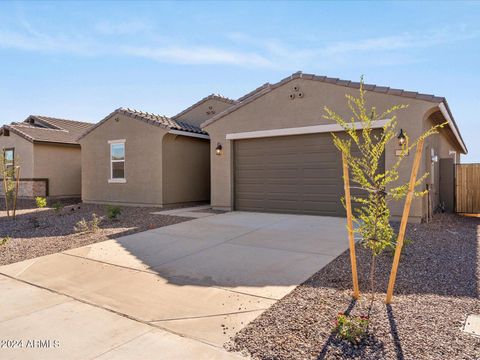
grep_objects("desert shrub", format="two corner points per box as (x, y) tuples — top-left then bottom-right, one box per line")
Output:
(106, 205), (122, 220)
(0, 236), (10, 246)
(74, 213), (102, 233)
(52, 201), (64, 214)
(35, 197), (47, 209)
(334, 313), (369, 344)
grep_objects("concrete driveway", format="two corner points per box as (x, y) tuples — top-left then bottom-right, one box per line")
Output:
(0, 210), (348, 359)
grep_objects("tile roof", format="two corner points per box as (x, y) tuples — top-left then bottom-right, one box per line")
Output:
(201, 71), (467, 153)
(171, 94), (237, 120)
(77, 107), (207, 141)
(232, 71), (447, 107)
(1, 115), (93, 145)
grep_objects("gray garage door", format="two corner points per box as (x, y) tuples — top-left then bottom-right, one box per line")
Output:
(234, 131), (384, 217)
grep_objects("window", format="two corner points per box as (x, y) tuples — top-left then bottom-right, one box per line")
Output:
(3, 148), (14, 173)
(108, 140), (125, 183)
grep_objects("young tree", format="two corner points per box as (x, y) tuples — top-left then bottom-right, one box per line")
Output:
(323, 78), (445, 310)
(1, 151), (20, 218)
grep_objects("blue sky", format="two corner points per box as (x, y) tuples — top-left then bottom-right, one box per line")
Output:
(0, 1), (479, 161)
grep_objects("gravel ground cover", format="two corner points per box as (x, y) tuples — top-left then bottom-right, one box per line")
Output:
(231, 213), (480, 359)
(0, 201), (192, 266)
(192, 207), (229, 214)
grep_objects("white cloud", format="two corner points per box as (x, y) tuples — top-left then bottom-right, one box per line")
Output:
(121, 45), (272, 67)
(0, 23), (477, 70)
(323, 27), (480, 56)
(94, 20), (152, 36)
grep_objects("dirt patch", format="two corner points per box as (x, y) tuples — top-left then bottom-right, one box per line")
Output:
(0, 202), (192, 266)
(230, 213), (480, 359)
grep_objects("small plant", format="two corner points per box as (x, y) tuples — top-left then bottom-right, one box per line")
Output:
(389, 238), (413, 257)
(0, 236), (10, 246)
(106, 205), (122, 220)
(334, 313), (369, 344)
(74, 213), (102, 233)
(35, 196), (47, 209)
(52, 201), (64, 214)
(29, 216), (40, 228)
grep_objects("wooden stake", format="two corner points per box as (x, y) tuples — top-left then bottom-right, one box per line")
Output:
(342, 152), (360, 299)
(386, 138), (425, 304)
(12, 166), (20, 220)
(2, 175), (9, 218)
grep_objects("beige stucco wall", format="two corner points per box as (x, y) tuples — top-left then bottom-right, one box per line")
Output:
(80, 113), (167, 206)
(33, 143), (82, 197)
(422, 113), (461, 215)
(175, 99), (234, 127)
(0, 132), (34, 177)
(205, 78), (464, 222)
(162, 133), (210, 204)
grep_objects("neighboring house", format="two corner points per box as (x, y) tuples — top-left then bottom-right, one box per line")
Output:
(0, 115), (93, 198)
(78, 94), (236, 207)
(202, 72), (467, 223)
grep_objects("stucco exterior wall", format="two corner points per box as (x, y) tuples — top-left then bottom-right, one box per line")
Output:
(80, 113), (167, 206)
(422, 113), (460, 215)
(0, 131), (34, 178)
(175, 99), (234, 127)
(33, 143), (82, 197)
(162, 133), (210, 204)
(205, 78), (463, 222)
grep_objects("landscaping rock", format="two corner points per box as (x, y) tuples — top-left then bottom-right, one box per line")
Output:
(230, 214), (480, 359)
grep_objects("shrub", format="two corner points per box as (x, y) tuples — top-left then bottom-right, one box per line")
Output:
(53, 202), (64, 214)
(106, 205), (122, 220)
(0, 236), (10, 246)
(334, 313), (369, 344)
(35, 197), (47, 209)
(389, 238), (413, 257)
(74, 213), (102, 233)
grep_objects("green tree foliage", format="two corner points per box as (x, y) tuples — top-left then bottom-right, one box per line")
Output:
(323, 77), (445, 306)
(1, 152), (17, 216)
(35, 196), (47, 209)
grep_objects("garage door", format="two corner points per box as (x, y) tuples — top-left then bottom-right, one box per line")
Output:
(234, 131), (384, 217)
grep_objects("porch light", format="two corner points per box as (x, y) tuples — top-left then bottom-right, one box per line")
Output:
(215, 143), (223, 156)
(397, 129), (406, 146)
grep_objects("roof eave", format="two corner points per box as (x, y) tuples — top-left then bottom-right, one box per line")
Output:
(438, 101), (468, 154)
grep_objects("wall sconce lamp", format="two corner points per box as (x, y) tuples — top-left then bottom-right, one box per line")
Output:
(215, 143), (223, 156)
(397, 129), (407, 147)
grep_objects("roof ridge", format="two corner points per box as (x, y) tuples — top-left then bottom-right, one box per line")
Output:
(78, 107), (207, 141)
(11, 123), (69, 132)
(202, 72), (448, 130)
(171, 93), (237, 120)
(31, 115), (93, 125)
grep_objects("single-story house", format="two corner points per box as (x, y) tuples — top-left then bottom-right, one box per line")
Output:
(78, 94), (236, 207)
(0, 115), (93, 198)
(202, 72), (467, 223)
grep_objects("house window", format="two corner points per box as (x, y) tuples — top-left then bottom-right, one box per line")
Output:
(108, 140), (126, 183)
(3, 148), (14, 174)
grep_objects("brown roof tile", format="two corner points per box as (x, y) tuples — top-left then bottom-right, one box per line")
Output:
(172, 94), (237, 120)
(78, 107), (207, 141)
(2, 116), (93, 145)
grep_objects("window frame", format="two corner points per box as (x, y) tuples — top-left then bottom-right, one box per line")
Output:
(3, 147), (14, 174)
(108, 140), (126, 183)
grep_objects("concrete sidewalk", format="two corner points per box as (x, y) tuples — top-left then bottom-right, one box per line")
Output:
(0, 211), (348, 359)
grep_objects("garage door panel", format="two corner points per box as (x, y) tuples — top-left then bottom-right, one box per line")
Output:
(234, 131), (384, 217)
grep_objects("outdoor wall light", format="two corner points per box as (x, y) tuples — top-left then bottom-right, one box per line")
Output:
(397, 129), (407, 146)
(215, 143), (223, 156)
